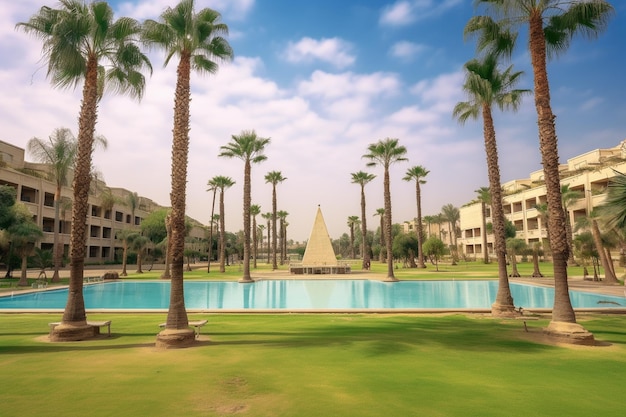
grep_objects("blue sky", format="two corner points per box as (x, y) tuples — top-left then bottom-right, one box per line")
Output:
(1, 0), (625, 242)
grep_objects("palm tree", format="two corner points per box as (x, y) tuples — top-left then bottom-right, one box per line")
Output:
(506, 238), (526, 278)
(374, 208), (386, 263)
(9, 204), (44, 286)
(212, 176), (235, 273)
(347, 215), (361, 260)
(561, 184), (583, 265)
(219, 130), (270, 282)
(466, 0), (613, 340)
(250, 204), (261, 268)
(132, 235), (150, 273)
(403, 165), (429, 268)
(18, 0), (151, 341)
(475, 187), (492, 264)
(441, 204), (460, 264)
(257, 223), (265, 264)
(206, 177), (219, 272)
(277, 210), (288, 265)
(127, 191), (140, 226)
(574, 212), (618, 284)
(422, 215), (435, 238)
(351, 171), (376, 270)
(264, 171), (287, 270)
(143, 0), (233, 347)
(262, 212), (272, 263)
(27, 128), (77, 283)
(363, 138), (408, 281)
(116, 229), (137, 277)
(453, 53), (529, 316)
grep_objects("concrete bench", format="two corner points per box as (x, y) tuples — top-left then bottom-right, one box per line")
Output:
(159, 319), (208, 339)
(48, 320), (112, 337)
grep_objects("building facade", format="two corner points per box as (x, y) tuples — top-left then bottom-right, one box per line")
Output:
(458, 140), (626, 259)
(1, 140), (206, 264)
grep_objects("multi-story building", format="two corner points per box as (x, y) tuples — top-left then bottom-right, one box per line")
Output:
(458, 140), (626, 259)
(1, 139), (206, 264)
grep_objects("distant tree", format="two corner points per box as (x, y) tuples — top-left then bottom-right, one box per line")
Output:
(116, 229), (138, 277)
(8, 203), (44, 286)
(374, 208), (386, 263)
(351, 171), (376, 269)
(347, 215), (360, 260)
(423, 236), (445, 272)
(363, 138), (408, 281)
(393, 233), (418, 268)
(441, 204), (460, 264)
(250, 204), (261, 269)
(27, 128), (77, 282)
(206, 177), (220, 272)
(506, 238), (526, 278)
(131, 235), (150, 273)
(264, 171), (286, 270)
(403, 165), (429, 268)
(219, 130), (270, 281)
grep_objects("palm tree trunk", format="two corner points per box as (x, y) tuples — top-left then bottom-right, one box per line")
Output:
(529, 11), (576, 324)
(51, 56), (100, 341)
(591, 219), (617, 283)
(252, 217), (258, 269)
(360, 187), (370, 270)
(241, 161), (252, 282)
(219, 191), (226, 273)
(481, 202), (489, 264)
(383, 167), (396, 281)
(52, 185), (62, 282)
(482, 105), (514, 316)
(416, 183), (426, 268)
(157, 53), (193, 348)
(121, 243), (128, 276)
(271, 186), (278, 270)
(207, 189), (216, 273)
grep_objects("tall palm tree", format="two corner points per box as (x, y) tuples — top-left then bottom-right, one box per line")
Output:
(18, 0), (151, 341)
(347, 215), (361, 260)
(250, 204), (261, 269)
(561, 184), (583, 265)
(351, 171), (376, 270)
(277, 210), (288, 265)
(475, 187), (492, 264)
(212, 176), (235, 273)
(363, 138), (408, 281)
(127, 191), (139, 226)
(27, 128), (77, 282)
(374, 208), (386, 263)
(219, 130), (270, 282)
(257, 223), (266, 263)
(143, 0), (233, 347)
(264, 171), (286, 270)
(206, 177), (219, 272)
(453, 52), (529, 316)
(441, 204), (460, 264)
(466, 0), (613, 340)
(116, 229), (137, 277)
(403, 165), (429, 268)
(262, 212), (272, 264)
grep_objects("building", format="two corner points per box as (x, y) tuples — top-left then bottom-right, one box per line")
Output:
(458, 139), (626, 258)
(1, 139), (206, 264)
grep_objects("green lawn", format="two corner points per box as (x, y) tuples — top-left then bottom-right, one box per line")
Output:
(1, 313), (625, 417)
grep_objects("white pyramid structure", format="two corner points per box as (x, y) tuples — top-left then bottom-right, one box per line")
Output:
(290, 206), (350, 275)
(301, 206), (337, 266)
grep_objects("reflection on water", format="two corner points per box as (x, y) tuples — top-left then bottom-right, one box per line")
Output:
(0, 280), (624, 310)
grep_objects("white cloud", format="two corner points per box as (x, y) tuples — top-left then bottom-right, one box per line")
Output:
(390, 41), (427, 60)
(284, 37), (355, 69)
(379, 0), (463, 26)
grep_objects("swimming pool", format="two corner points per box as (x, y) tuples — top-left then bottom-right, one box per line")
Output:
(0, 280), (624, 311)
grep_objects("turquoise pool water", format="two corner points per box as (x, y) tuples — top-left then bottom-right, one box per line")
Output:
(0, 280), (624, 310)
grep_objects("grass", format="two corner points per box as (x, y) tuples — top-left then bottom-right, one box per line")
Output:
(1, 260), (625, 416)
(0, 313), (625, 417)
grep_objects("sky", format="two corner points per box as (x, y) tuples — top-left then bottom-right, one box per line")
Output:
(1, 0), (625, 243)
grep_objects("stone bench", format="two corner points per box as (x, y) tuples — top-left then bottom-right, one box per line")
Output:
(48, 320), (112, 337)
(159, 319), (208, 339)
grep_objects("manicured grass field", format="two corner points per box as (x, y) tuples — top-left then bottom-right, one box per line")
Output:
(1, 313), (625, 417)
